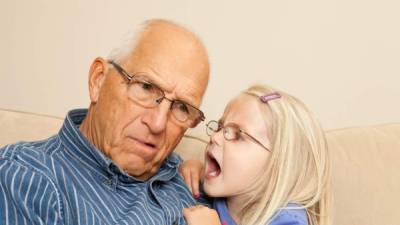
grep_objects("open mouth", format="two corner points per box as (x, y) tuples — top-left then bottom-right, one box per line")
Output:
(205, 151), (221, 179)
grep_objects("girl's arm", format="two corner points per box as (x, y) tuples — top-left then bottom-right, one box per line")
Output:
(179, 159), (204, 198)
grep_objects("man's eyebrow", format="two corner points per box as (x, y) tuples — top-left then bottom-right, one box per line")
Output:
(134, 72), (196, 105)
(140, 67), (172, 91)
(133, 72), (170, 92)
(133, 72), (159, 84)
(175, 93), (197, 106)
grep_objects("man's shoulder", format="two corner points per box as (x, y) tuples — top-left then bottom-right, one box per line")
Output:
(0, 135), (62, 174)
(0, 137), (66, 224)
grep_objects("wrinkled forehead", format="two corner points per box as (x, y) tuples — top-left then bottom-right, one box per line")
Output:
(119, 30), (209, 106)
(122, 59), (208, 108)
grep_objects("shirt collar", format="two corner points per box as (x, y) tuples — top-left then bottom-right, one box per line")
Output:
(58, 108), (181, 184)
(213, 198), (237, 225)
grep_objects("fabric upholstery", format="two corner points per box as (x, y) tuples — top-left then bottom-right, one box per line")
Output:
(1, 108), (399, 225)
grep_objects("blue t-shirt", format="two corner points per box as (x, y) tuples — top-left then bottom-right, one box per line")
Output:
(213, 198), (308, 225)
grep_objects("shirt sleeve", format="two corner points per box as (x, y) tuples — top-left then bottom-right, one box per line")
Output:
(0, 158), (64, 225)
(268, 208), (308, 225)
(195, 182), (213, 207)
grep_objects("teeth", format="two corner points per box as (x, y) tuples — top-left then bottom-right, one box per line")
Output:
(209, 171), (218, 177)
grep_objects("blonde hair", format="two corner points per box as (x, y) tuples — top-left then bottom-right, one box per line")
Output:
(237, 84), (332, 225)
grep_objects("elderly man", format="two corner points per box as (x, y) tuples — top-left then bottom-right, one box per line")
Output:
(0, 19), (209, 225)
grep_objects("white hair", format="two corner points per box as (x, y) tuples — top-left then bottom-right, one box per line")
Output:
(106, 21), (149, 63)
(106, 19), (200, 64)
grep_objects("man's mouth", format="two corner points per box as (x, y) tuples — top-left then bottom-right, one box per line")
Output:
(129, 137), (157, 150)
(205, 151), (221, 179)
(143, 142), (156, 148)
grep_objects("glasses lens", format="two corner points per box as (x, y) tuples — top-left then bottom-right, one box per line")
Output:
(206, 120), (219, 136)
(110, 60), (205, 128)
(128, 78), (163, 106)
(171, 101), (204, 128)
(171, 101), (190, 122)
(223, 125), (240, 141)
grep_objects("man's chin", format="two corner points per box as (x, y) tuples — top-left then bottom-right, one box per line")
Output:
(120, 162), (157, 181)
(125, 168), (156, 181)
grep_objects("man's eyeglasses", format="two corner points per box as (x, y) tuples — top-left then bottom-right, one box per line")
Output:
(206, 120), (271, 151)
(108, 60), (205, 128)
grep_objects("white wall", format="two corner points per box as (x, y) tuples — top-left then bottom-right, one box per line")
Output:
(1, 0), (399, 131)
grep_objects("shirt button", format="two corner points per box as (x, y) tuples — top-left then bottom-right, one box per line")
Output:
(104, 178), (113, 186)
(110, 164), (120, 174)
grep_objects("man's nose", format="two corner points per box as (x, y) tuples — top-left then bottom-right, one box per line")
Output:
(142, 100), (171, 134)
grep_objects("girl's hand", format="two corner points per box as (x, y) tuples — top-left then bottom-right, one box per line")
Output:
(183, 205), (221, 225)
(179, 159), (204, 198)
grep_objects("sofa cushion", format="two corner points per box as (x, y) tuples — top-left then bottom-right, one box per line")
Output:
(1, 108), (399, 225)
(327, 124), (400, 225)
(0, 109), (63, 146)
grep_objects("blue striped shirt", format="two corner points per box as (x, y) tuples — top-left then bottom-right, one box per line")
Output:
(0, 109), (200, 225)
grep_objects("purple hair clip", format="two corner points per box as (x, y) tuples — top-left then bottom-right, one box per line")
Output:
(260, 92), (281, 103)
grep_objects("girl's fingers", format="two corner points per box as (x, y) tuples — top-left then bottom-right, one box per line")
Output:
(191, 170), (200, 198)
(182, 169), (193, 194)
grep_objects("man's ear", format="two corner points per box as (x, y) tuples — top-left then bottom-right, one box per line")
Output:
(88, 57), (108, 103)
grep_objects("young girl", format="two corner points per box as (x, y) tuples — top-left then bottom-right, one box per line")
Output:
(180, 84), (331, 225)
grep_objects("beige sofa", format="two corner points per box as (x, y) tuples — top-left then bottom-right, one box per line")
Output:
(1, 108), (399, 225)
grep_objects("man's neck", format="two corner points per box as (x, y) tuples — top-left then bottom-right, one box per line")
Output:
(79, 107), (99, 149)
